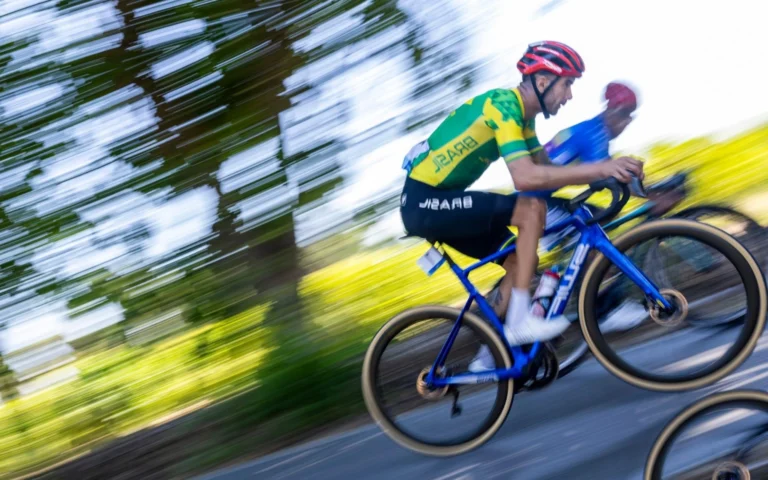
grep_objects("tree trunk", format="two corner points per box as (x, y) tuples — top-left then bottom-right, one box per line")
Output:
(0, 354), (19, 402)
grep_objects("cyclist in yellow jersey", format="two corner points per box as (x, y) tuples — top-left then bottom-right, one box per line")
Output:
(400, 41), (644, 348)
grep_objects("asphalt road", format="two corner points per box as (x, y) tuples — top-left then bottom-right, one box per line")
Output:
(197, 325), (768, 480)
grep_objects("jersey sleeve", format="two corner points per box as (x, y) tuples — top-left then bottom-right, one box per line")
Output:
(523, 118), (543, 155)
(483, 91), (533, 163)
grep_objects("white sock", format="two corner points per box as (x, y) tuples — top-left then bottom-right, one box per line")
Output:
(505, 288), (531, 328)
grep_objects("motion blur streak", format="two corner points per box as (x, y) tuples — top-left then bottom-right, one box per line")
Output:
(0, 0), (765, 479)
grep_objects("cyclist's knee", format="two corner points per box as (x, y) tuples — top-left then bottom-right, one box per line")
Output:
(511, 196), (546, 233)
(505, 252), (539, 272)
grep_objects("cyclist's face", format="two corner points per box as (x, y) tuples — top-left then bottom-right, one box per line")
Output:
(544, 77), (575, 115)
(605, 107), (635, 138)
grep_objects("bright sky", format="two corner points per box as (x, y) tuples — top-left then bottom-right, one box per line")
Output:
(1, 0), (767, 353)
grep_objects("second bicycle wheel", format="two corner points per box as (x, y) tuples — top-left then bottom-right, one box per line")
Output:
(645, 390), (768, 480)
(578, 219), (767, 392)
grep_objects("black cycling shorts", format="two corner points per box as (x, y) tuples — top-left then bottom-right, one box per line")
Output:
(399, 177), (518, 260)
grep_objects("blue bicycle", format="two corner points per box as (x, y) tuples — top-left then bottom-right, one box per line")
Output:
(361, 178), (767, 456)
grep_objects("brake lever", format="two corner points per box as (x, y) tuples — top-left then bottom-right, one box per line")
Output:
(628, 175), (647, 198)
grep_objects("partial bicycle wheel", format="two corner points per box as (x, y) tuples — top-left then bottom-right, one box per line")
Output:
(673, 206), (766, 259)
(361, 305), (515, 456)
(578, 219), (767, 392)
(645, 390), (768, 480)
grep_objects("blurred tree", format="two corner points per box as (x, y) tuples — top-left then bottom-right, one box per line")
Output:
(57, 0), (452, 326)
(0, 30), (89, 398)
(1, 0), (478, 360)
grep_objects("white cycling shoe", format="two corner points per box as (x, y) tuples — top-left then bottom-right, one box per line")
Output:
(503, 312), (571, 346)
(468, 345), (495, 372)
(468, 313), (570, 372)
(598, 300), (648, 333)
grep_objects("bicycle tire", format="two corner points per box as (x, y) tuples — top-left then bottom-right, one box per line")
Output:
(578, 219), (767, 392)
(644, 389), (768, 480)
(555, 205), (762, 371)
(361, 305), (515, 456)
(674, 205), (764, 235)
(672, 205), (768, 279)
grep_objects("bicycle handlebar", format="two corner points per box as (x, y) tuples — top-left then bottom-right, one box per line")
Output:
(567, 176), (638, 225)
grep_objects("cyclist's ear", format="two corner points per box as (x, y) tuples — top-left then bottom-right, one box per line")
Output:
(535, 72), (557, 92)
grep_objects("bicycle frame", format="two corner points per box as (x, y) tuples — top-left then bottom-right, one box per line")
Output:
(541, 199), (654, 257)
(425, 204), (675, 388)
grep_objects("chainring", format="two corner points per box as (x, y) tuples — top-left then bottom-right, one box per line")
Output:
(518, 343), (560, 392)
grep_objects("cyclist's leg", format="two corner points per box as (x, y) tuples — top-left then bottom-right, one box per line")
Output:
(489, 196), (543, 320)
(493, 253), (518, 317)
(501, 195), (571, 345)
(510, 195), (545, 290)
(440, 191), (570, 344)
(468, 196), (571, 370)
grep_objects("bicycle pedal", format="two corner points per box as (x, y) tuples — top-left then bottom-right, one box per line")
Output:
(449, 386), (462, 417)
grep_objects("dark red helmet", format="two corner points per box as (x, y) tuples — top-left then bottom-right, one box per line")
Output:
(517, 41), (585, 78)
(604, 82), (638, 110)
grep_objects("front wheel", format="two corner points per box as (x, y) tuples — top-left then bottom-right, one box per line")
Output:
(578, 219), (767, 392)
(361, 305), (515, 456)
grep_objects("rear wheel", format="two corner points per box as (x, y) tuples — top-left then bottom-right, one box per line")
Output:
(361, 306), (515, 456)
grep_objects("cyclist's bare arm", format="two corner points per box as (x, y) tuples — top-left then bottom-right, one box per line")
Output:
(481, 91), (643, 191)
(508, 155), (643, 192)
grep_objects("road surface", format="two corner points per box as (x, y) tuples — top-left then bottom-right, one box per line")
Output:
(197, 326), (768, 480)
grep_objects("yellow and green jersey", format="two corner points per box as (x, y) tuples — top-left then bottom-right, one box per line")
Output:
(405, 88), (541, 190)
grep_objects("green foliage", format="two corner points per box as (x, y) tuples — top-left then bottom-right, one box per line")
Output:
(0, 305), (269, 477)
(0, 0), (766, 477)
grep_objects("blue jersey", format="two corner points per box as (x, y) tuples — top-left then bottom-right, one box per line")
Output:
(525, 114), (612, 198)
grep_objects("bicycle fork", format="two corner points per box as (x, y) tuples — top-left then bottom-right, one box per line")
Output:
(591, 228), (676, 313)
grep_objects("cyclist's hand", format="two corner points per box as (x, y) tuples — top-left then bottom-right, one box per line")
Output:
(601, 156), (644, 183)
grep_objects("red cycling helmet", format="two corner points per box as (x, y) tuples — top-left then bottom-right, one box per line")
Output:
(517, 41), (585, 78)
(604, 82), (638, 110)
(517, 41), (585, 119)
